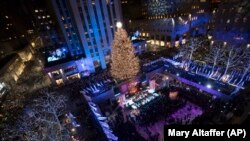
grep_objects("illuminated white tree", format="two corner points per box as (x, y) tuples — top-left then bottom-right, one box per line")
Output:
(111, 27), (140, 81)
(237, 46), (250, 86)
(3, 90), (70, 141)
(205, 41), (225, 77)
(220, 43), (245, 79)
(230, 46), (250, 94)
(179, 37), (204, 70)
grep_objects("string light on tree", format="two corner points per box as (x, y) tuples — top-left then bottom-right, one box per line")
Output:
(111, 22), (140, 81)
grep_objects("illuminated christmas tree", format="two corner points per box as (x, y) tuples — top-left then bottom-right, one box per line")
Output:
(111, 23), (140, 81)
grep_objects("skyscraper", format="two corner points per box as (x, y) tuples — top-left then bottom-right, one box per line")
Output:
(52, 0), (122, 69)
(44, 0), (122, 84)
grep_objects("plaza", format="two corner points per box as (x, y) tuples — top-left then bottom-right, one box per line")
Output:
(1, 0), (250, 141)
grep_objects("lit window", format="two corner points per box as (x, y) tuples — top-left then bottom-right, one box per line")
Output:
(5, 16), (8, 19)
(35, 10), (38, 13)
(47, 15), (50, 18)
(38, 16), (41, 19)
(160, 41), (164, 46)
(42, 16), (46, 19)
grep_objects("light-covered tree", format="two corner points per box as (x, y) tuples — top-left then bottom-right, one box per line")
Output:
(179, 37), (204, 70)
(205, 41), (225, 77)
(230, 46), (250, 94)
(111, 27), (140, 81)
(237, 46), (250, 86)
(2, 90), (70, 141)
(220, 43), (245, 79)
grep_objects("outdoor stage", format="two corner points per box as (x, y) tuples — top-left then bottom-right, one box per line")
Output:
(124, 89), (160, 110)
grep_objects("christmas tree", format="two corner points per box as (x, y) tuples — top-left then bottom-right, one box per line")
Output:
(111, 26), (140, 81)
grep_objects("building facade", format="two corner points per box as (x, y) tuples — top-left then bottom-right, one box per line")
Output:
(46, 0), (122, 84)
(52, 0), (122, 69)
(0, 47), (34, 98)
(126, 0), (210, 47)
(32, 7), (60, 47)
(209, 0), (250, 44)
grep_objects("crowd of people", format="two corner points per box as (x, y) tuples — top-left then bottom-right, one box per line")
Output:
(49, 70), (115, 141)
(129, 95), (185, 126)
(98, 103), (146, 141)
(32, 57), (250, 141)
(164, 61), (235, 95)
(55, 70), (114, 98)
(166, 102), (203, 125)
(58, 64), (249, 140)
(81, 75), (114, 97)
(2, 45), (250, 141)
(163, 81), (247, 124)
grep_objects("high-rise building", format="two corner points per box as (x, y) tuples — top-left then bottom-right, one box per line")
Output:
(17, 0), (64, 49)
(31, 5), (60, 47)
(52, 0), (122, 69)
(45, 0), (122, 85)
(0, 0), (30, 58)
